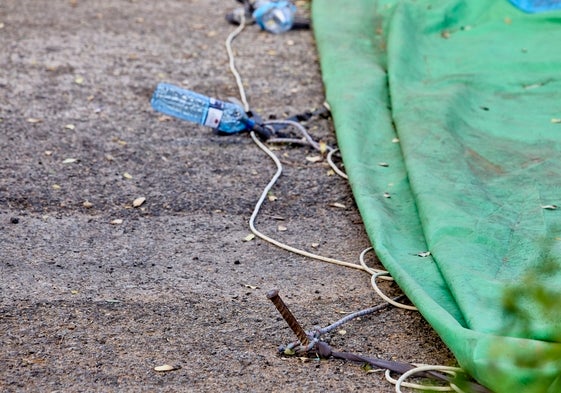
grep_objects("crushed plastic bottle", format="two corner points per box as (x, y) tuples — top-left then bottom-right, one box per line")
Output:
(252, 0), (296, 34)
(151, 83), (254, 133)
(509, 0), (561, 12)
(151, 83), (271, 138)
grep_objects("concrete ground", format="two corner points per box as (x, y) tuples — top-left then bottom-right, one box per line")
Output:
(0, 1), (454, 391)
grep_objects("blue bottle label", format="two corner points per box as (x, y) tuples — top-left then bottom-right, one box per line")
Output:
(204, 98), (224, 128)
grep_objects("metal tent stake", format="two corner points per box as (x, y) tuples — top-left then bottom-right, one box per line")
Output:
(267, 289), (309, 346)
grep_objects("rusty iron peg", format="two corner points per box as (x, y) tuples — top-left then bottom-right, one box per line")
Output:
(267, 289), (310, 347)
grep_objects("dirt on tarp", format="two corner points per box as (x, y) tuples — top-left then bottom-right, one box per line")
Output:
(0, 1), (454, 392)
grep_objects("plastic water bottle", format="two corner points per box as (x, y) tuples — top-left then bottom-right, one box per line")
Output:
(252, 0), (296, 34)
(151, 83), (255, 134)
(509, 0), (561, 12)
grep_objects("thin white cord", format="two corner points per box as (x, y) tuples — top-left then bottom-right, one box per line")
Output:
(266, 122), (347, 179)
(327, 148), (348, 179)
(264, 119), (322, 150)
(226, 13), (250, 112)
(224, 9), (416, 308)
(372, 272), (418, 311)
(359, 247), (391, 277)
(385, 365), (466, 393)
(249, 131), (372, 271)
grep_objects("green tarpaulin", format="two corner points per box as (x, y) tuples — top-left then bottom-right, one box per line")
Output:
(312, 1), (561, 392)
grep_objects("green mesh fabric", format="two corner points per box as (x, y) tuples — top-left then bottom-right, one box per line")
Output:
(313, 1), (561, 391)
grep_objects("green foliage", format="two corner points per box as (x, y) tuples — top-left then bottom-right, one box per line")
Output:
(502, 257), (561, 345)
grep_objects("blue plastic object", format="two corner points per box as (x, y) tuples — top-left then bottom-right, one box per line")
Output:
(509, 0), (561, 12)
(253, 0), (296, 34)
(151, 83), (255, 134)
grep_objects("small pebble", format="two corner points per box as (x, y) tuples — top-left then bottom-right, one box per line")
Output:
(132, 197), (146, 208)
